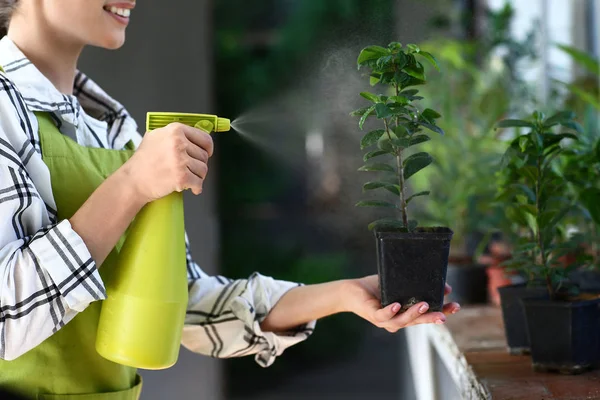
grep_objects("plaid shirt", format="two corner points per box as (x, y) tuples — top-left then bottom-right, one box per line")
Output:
(0, 36), (314, 366)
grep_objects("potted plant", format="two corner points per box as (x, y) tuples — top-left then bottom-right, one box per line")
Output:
(410, 39), (512, 306)
(556, 44), (600, 291)
(496, 110), (600, 373)
(409, 4), (538, 306)
(350, 42), (452, 312)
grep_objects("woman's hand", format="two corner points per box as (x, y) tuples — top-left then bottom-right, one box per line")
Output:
(343, 275), (460, 332)
(122, 123), (214, 203)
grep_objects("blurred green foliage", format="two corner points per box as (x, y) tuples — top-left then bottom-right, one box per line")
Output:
(411, 2), (537, 258)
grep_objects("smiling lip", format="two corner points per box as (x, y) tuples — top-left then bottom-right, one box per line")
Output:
(104, 2), (135, 25)
(105, 2), (135, 9)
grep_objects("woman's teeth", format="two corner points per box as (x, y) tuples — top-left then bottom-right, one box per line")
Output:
(105, 6), (131, 18)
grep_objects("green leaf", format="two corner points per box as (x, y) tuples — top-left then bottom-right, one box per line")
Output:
(350, 106), (371, 117)
(405, 62), (425, 81)
(363, 150), (388, 162)
(419, 121), (444, 135)
(361, 129), (386, 149)
(525, 213), (538, 236)
(497, 119), (535, 129)
(564, 83), (600, 110)
(532, 131), (543, 150)
(521, 166), (539, 182)
(391, 138), (410, 148)
(557, 44), (599, 76)
(393, 124), (409, 138)
(580, 187), (600, 226)
(358, 163), (395, 173)
(378, 138), (394, 152)
(363, 181), (400, 196)
(407, 44), (420, 53)
(359, 105), (376, 130)
(375, 103), (393, 119)
(417, 51), (440, 71)
(400, 89), (419, 97)
(403, 152), (433, 180)
(368, 218), (406, 231)
(519, 136), (529, 153)
(533, 111), (545, 122)
(520, 204), (538, 217)
(560, 121), (584, 133)
(512, 184), (536, 202)
(389, 95), (409, 105)
(421, 108), (442, 122)
(370, 74), (381, 86)
(544, 111), (575, 127)
(360, 92), (380, 103)
(408, 134), (431, 147)
(543, 205), (573, 234)
(357, 46), (390, 67)
(543, 133), (577, 150)
(378, 56), (395, 71)
(406, 191), (430, 204)
(388, 42), (402, 50)
(356, 200), (397, 209)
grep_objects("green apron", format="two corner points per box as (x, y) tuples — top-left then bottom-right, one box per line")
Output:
(0, 103), (143, 398)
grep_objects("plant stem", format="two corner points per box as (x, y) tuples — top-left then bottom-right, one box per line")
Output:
(535, 155), (553, 299)
(383, 118), (408, 227)
(395, 80), (409, 227)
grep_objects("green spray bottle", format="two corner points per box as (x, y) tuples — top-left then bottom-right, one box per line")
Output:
(95, 112), (231, 370)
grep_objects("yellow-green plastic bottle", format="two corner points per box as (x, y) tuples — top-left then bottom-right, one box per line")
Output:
(95, 113), (230, 370)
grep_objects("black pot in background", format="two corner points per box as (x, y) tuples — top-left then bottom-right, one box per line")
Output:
(445, 260), (488, 305)
(522, 296), (600, 374)
(498, 283), (547, 355)
(569, 269), (600, 292)
(375, 228), (453, 312)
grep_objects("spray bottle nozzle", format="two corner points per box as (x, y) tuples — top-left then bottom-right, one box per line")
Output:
(146, 112), (231, 134)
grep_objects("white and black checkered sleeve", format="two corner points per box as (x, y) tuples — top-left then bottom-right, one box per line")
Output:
(0, 79), (105, 360)
(183, 242), (315, 367)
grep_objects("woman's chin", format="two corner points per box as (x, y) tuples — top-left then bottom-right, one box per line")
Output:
(97, 33), (126, 50)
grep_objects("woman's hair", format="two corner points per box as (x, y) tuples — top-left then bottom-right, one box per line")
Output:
(0, 0), (18, 38)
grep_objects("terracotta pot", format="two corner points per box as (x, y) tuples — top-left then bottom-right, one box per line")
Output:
(486, 266), (513, 306)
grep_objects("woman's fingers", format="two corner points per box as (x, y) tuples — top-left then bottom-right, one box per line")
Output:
(187, 157), (208, 180)
(383, 302), (430, 332)
(373, 302), (401, 324)
(444, 283), (452, 296)
(442, 302), (461, 315)
(182, 170), (204, 195)
(183, 126), (214, 157)
(186, 142), (209, 163)
(405, 311), (447, 327)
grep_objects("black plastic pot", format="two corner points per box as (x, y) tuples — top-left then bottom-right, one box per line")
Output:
(569, 269), (600, 292)
(498, 283), (547, 355)
(522, 296), (600, 374)
(375, 227), (453, 312)
(445, 261), (488, 305)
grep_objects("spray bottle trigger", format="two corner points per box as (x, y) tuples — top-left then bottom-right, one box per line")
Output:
(195, 120), (215, 133)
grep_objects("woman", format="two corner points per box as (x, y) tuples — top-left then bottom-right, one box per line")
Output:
(0, 1), (460, 398)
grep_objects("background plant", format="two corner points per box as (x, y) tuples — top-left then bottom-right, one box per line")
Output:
(556, 44), (600, 112)
(554, 45), (600, 269)
(410, 2), (537, 258)
(352, 42), (444, 232)
(496, 111), (582, 299)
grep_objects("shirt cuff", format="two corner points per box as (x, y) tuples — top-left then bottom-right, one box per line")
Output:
(230, 277), (316, 368)
(28, 220), (105, 311)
